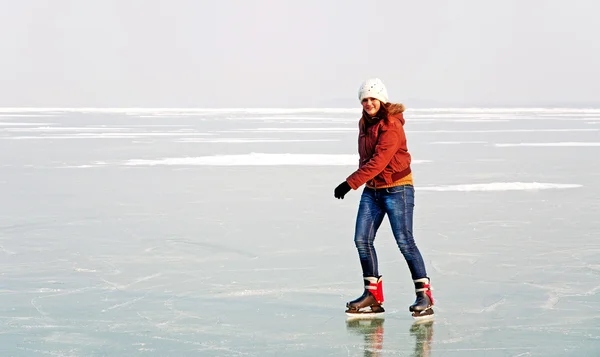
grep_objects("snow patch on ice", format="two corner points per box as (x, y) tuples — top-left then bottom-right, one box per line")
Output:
(62, 161), (109, 168)
(37, 288), (62, 293)
(0, 107), (362, 115)
(4, 126), (129, 132)
(410, 113), (511, 119)
(121, 153), (432, 166)
(430, 141), (487, 145)
(236, 127), (356, 133)
(0, 114), (57, 117)
(3, 132), (214, 140)
(419, 182), (581, 192)
(452, 119), (510, 123)
(0, 122), (57, 126)
(410, 128), (598, 133)
(175, 138), (340, 143)
(495, 142), (600, 147)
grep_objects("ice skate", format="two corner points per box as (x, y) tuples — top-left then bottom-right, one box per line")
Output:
(409, 277), (434, 320)
(345, 276), (385, 318)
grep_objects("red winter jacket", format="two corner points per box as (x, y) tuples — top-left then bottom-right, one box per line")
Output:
(346, 104), (412, 190)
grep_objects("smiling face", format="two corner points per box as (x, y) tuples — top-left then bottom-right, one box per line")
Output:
(361, 97), (381, 117)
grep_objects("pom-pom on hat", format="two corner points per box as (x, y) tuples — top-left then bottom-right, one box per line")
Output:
(358, 78), (388, 104)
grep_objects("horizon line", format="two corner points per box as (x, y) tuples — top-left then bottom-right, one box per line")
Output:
(1, 106), (600, 111)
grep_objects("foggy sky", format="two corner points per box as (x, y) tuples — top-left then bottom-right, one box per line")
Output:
(1, 0), (599, 107)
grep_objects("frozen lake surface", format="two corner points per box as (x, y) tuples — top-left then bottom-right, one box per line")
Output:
(1, 107), (600, 356)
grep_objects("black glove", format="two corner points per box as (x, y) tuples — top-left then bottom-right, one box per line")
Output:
(334, 181), (352, 199)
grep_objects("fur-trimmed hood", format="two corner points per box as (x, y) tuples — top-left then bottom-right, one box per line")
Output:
(385, 102), (406, 115)
(385, 103), (406, 125)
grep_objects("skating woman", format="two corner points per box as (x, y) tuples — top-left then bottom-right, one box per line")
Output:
(333, 78), (434, 319)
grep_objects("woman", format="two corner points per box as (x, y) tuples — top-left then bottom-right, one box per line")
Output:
(334, 78), (434, 319)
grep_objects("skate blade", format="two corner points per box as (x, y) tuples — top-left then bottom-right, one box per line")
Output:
(411, 308), (434, 321)
(345, 311), (385, 320)
(345, 305), (384, 319)
(345, 304), (384, 318)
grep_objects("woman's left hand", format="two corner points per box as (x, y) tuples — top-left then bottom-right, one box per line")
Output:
(334, 181), (352, 199)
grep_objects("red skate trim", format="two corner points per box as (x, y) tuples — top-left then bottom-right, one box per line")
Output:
(423, 283), (434, 305)
(365, 277), (384, 304)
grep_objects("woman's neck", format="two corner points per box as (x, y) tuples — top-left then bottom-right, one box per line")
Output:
(363, 112), (381, 127)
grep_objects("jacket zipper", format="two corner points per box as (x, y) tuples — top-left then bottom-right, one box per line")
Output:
(364, 124), (376, 189)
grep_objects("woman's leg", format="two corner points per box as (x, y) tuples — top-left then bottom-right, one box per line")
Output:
(383, 185), (427, 280)
(354, 188), (386, 277)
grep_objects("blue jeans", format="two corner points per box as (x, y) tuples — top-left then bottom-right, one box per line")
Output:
(353, 185), (427, 280)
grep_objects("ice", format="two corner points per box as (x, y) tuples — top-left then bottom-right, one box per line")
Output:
(1, 108), (600, 356)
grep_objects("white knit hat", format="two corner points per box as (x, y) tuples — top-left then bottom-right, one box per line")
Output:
(358, 78), (388, 103)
